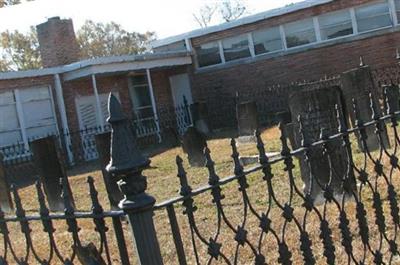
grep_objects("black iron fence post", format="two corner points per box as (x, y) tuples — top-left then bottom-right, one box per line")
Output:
(106, 94), (163, 265)
(95, 132), (130, 265)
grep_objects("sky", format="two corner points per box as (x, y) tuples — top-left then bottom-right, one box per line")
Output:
(0, 0), (303, 39)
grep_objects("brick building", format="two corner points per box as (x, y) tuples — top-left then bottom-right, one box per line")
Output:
(1, 0), (400, 160)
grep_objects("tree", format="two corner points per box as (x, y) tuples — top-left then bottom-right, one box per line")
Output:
(193, 4), (217, 28)
(0, 26), (41, 71)
(0, 20), (156, 71)
(219, 0), (247, 22)
(193, 0), (248, 28)
(77, 20), (156, 59)
(0, 0), (34, 8)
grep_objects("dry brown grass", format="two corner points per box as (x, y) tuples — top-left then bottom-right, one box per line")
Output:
(2, 125), (400, 264)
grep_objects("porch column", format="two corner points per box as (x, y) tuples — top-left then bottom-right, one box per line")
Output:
(91, 74), (105, 130)
(146, 69), (161, 142)
(54, 74), (74, 164)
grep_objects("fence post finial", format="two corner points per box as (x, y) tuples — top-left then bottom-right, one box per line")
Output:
(105, 93), (163, 265)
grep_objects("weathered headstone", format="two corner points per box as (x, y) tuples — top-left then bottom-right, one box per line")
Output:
(76, 243), (107, 265)
(182, 127), (207, 167)
(341, 65), (390, 151)
(0, 153), (13, 212)
(191, 101), (211, 136)
(95, 132), (123, 210)
(31, 136), (74, 211)
(236, 101), (259, 137)
(383, 84), (400, 113)
(289, 86), (356, 201)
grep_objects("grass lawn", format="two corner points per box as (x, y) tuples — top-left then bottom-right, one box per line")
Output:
(3, 125), (400, 264)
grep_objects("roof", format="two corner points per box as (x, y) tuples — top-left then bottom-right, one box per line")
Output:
(152, 0), (334, 48)
(0, 51), (192, 81)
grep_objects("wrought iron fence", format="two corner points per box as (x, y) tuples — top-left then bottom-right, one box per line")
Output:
(0, 99), (193, 182)
(147, 87), (400, 264)
(1, 88), (400, 264)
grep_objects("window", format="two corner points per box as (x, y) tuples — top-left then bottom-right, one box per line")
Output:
(195, 42), (221, 67)
(319, 10), (353, 40)
(394, 0), (400, 23)
(355, 2), (392, 33)
(0, 87), (57, 153)
(252, 26), (283, 55)
(222, 34), (251, 61)
(130, 75), (153, 120)
(285, 18), (316, 48)
(129, 75), (157, 136)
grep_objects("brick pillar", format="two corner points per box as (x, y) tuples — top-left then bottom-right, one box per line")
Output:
(36, 17), (80, 67)
(341, 65), (390, 151)
(289, 86), (356, 201)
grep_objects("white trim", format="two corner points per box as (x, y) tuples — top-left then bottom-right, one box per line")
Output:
(63, 56), (192, 81)
(54, 74), (73, 164)
(350, 8), (359, 34)
(279, 25), (288, 50)
(313, 17), (322, 42)
(185, 38), (193, 52)
(218, 40), (226, 63)
(0, 51), (191, 81)
(248, 32), (256, 58)
(146, 69), (162, 142)
(91, 74), (105, 130)
(152, 0), (334, 48)
(14, 89), (29, 151)
(389, 0), (398, 25)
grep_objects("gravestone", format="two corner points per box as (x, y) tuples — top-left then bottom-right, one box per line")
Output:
(31, 136), (75, 211)
(0, 153), (13, 213)
(182, 127), (207, 167)
(289, 86), (356, 201)
(236, 101), (259, 137)
(95, 132), (123, 210)
(383, 84), (400, 113)
(341, 65), (390, 151)
(191, 101), (211, 136)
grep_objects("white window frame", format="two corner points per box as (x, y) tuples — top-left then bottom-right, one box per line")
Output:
(194, 0), (398, 70)
(247, 32), (256, 57)
(389, 0), (399, 24)
(353, 1), (393, 34)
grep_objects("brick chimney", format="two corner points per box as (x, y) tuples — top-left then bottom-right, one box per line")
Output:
(36, 17), (80, 68)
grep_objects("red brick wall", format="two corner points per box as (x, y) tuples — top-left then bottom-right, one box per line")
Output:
(61, 74), (132, 132)
(60, 67), (188, 133)
(191, 31), (400, 101)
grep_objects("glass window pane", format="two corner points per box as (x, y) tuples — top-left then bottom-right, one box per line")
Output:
(285, 18), (316, 48)
(252, 27), (283, 55)
(319, 10), (353, 40)
(222, 34), (251, 61)
(395, 0), (400, 21)
(19, 87), (50, 102)
(355, 2), (392, 32)
(0, 91), (15, 105)
(195, 42), (222, 67)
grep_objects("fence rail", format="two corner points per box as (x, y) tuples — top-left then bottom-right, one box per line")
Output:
(1, 87), (400, 264)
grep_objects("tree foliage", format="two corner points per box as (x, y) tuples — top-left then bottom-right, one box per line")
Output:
(0, 26), (41, 71)
(193, 0), (247, 28)
(0, 20), (156, 71)
(0, 0), (34, 8)
(77, 20), (156, 59)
